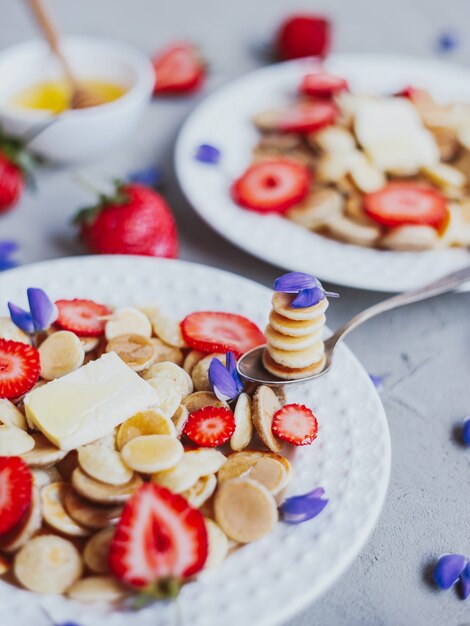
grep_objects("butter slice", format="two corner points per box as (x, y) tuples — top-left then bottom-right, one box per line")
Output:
(355, 98), (440, 171)
(24, 352), (159, 451)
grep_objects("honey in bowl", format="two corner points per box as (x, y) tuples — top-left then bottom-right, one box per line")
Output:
(10, 79), (127, 114)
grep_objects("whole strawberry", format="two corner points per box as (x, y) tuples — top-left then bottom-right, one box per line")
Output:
(152, 41), (206, 95)
(276, 14), (331, 60)
(0, 152), (24, 213)
(75, 183), (178, 258)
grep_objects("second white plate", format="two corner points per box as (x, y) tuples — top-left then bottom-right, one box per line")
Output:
(175, 53), (470, 292)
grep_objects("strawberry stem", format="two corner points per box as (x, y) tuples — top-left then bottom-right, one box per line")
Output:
(132, 577), (182, 609)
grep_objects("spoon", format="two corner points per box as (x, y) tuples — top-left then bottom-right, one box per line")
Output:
(237, 264), (470, 387)
(26, 0), (104, 110)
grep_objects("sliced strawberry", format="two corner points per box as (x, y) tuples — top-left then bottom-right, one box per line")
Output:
(109, 483), (207, 588)
(300, 73), (348, 97)
(152, 42), (205, 95)
(395, 85), (428, 101)
(279, 102), (337, 134)
(0, 457), (33, 535)
(363, 182), (447, 229)
(184, 406), (235, 447)
(181, 311), (265, 356)
(272, 403), (318, 446)
(231, 160), (311, 214)
(0, 340), (40, 400)
(55, 299), (112, 337)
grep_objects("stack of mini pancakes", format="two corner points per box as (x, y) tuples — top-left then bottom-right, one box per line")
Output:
(262, 292), (328, 380)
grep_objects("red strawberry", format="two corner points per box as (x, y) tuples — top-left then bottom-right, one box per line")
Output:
(0, 457), (33, 535)
(300, 73), (348, 98)
(395, 85), (428, 101)
(75, 183), (178, 258)
(0, 339), (40, 399)
(181, 311), (265, 356)
(279, 102), (337, 134)
(231, 160), (311, 214)
(363, 182), (447, 229)
(272, 403), (318, 446)
(152, 42), (205, 95)
(0, 152), (24, 214)
(109, 483), (208, 589)
(55, 299), (111, 337)
(184, 406), (235, 447)
(276, 14), (331, 60)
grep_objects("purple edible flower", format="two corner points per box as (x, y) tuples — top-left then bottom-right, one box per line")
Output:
(433, 553), (467, 590)
(462, 417), (470, 446)
(274, 272), (339, 309)
(0, 240), (19, 271)
(436, 31), (459, 54)
(208, 352), (244, 402)
(8, 287), (57, 334)
(460, 562), (470, 599)
(194, 143), (222, 165)
(369, 373), (386, 393)
(281, 487), (328, 524)
(128, 166), (162, 188)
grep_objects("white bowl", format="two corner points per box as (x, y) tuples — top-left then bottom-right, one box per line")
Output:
(0, 36), (154, 163)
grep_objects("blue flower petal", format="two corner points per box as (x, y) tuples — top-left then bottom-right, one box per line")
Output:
(274, 272), (319, 293)
(460, 562), (470, 599)
(0, 241), (19, 256)
(27, 288), (57, 331)
(209, 358), (238, 402)
(128, 166), (162, 188)
(433, 554), (467, 590)
(8, 303), (34, 334)
(291, 287), (324, 308)
(436, 31), (459, 54)
(462, 418), (470, 446)
(225, 351), (237, 377)
(0, 240), (19, 271)
(369, 374), (385, 393)
(281, 487), (328, 524)
(194, 144), (221, 165)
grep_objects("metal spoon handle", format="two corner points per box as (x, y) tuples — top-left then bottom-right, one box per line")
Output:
(326, 264), (470, 351)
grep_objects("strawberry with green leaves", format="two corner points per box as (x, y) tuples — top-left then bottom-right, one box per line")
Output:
(74, 183), (178, 258)
(0, 128), (36, 214)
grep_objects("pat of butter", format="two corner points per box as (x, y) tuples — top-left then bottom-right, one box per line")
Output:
(24, 352), (159, 451)
(355, 98), (440, 171)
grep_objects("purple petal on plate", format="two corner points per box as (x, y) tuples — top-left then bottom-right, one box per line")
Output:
(281, 488), (328, 524)
(291, 287), (324, 308)
(460, 562), (470, 599)
(462, 417), (470, 446)
(225, 351), (244, 395)
(225, 351), (237, 376)
(27, 288), (58, 331)
(273, 272), (319, 293)
(194, 144), (222, 165)
(128, 166), (162, 188)
(209, 358), (238, 401)
(8, 302), (34, 334)
(324, 290), (340, 299)
(433, 554), (467, 590)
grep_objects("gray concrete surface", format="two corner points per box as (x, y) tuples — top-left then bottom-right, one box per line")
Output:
(1, 1), (470, 624)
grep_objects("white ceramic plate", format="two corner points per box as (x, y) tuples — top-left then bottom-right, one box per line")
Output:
(175, 54), (470, 292)
(0, 256), (390, 626)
